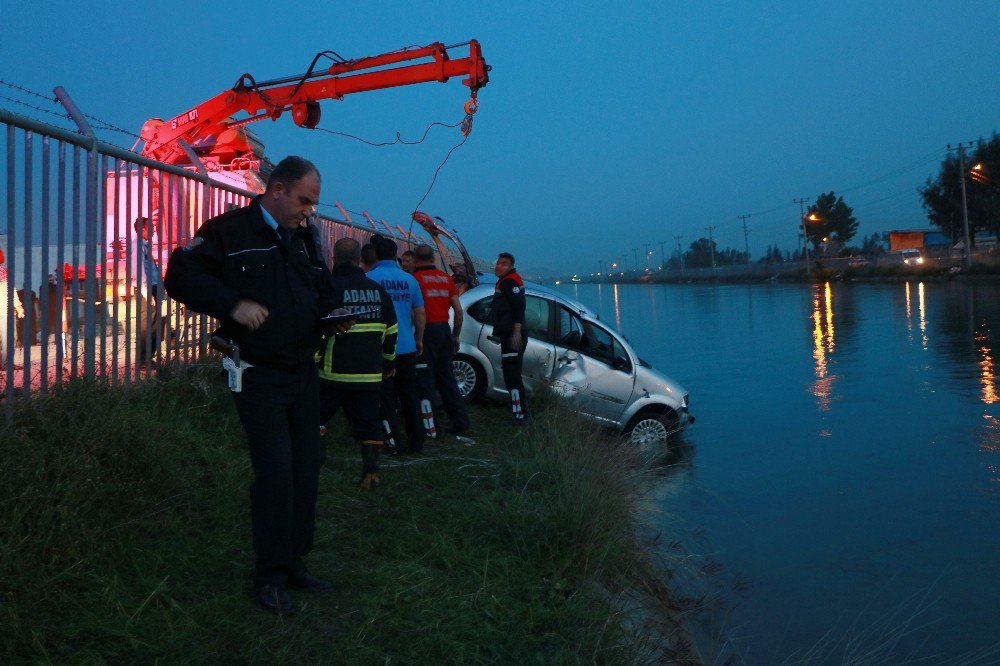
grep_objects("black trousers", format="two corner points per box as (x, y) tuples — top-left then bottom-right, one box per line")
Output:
(231, 363), (322, 587)
(500, 335), (528, 421)
(380, 352), (425, 452)
(417, 322), (470, 432)
(135, 286), (165, 363)
(319, 382), (383, 441)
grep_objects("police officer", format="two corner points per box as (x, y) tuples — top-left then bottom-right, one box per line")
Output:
(490, 252), (528, 423)
(165, 156), (341, 615)
(318, 238), (398, 489)
(412, 243), (470, 435)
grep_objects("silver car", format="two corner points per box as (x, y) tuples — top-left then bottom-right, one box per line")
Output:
(452, 282), (694, 452)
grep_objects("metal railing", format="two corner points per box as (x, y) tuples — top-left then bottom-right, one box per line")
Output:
(0, 103), (405, 417)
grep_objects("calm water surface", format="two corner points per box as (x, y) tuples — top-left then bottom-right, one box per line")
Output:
(557, 281), (1000, 663)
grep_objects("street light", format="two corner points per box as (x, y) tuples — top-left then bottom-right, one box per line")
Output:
(801, 213), (821, 275)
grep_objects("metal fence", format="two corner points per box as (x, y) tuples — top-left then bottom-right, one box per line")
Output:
(0, 106), (409, 417)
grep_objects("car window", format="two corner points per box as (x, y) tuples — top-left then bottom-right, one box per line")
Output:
(558, 308), (585, 347)
(467, 296), (492, 323)
(468, 293), (551, 341)
(581, 321), (632, 373)
(524, 295), (552, 342)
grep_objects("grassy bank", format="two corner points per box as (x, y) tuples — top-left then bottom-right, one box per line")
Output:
(0, 367), (690, 663)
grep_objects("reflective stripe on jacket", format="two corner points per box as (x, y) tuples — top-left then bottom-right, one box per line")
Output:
(316, 263), (398, 389)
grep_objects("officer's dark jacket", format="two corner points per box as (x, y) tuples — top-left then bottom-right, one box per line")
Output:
(317, 263), (398, 389)
(164, 197), (336, 369)
(490, 270), (526, 337)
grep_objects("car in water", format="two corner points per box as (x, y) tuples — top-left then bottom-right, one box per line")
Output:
(452, 282), (693, 453)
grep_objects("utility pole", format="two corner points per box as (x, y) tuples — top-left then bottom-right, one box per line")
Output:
(598, 260), (605, 283)
(631, 247), (639, 271)
(948, 142), (975, 270)
(705, 226), (717, 269)
(658, 240), (667, 270)
(674, 235), (684, 273)
(738, 213), (751, 264)
(794, 197), (811, 275)
(643, 243), (651, 271)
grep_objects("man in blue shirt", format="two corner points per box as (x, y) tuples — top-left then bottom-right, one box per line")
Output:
(367, 236), (427, 453)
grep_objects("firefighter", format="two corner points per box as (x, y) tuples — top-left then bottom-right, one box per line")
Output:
(164, 156), (345, 616)
(412, 243), (470, 435)
(318, 238), (398, 489)
(490, 252), (528, 423)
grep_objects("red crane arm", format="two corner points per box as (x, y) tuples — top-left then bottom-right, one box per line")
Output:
(141, 40), (489, 166)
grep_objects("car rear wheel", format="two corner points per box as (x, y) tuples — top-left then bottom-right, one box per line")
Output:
(625, 409), (679, 459)
(453, 355), (485, 403)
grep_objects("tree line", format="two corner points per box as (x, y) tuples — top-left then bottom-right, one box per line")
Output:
(656, 132), (1000, 270)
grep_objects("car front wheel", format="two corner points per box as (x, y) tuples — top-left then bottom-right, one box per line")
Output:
(625, 409), (679, 459)
(453, 354), (485, 403)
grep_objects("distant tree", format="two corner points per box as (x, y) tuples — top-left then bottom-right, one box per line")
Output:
(921, 133), (1000, 244)
(682, 238), (749, 267)
(767, 245), (785, 263)
(806, 192), (858, 249)
(860, 232), (886, 257)
(684, 237), (716, 268)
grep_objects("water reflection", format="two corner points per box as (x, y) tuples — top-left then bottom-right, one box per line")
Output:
(613, 283), (622, 332)
(918, 282), (929, 350)
(931, 283), (1000, 406)
(811, 282), (836, 411)
(976, 327), (998, 405)
(904, 281), (912, 341)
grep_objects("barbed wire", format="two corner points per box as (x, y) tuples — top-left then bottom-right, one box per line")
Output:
(0, 79), (55, 102)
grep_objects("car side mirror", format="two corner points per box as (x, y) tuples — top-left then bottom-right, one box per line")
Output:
(560, 330), (581, 348)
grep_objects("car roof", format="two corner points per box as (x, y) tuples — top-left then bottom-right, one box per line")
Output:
(464, 278), (600, 320)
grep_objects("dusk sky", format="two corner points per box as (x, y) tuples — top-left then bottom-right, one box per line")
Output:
(2, 2), (998, 275)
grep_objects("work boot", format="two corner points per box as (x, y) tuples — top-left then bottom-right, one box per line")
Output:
(359, 473), (380, 490)
(253, 584), (297, 615)
(287, 569), (333, 593)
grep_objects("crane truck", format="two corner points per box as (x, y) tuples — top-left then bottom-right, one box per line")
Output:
(103, 40), (489, 298)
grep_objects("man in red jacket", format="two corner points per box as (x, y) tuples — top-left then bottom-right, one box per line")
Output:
(412, 244), (470, 435)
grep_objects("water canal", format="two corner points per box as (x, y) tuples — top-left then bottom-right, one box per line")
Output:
(556, 280), (1000, 663)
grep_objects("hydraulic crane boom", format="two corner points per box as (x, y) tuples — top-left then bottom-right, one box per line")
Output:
(140, 40), (490, 168)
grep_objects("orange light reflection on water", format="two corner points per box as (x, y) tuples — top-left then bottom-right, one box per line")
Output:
(811, 282), (836, 411)
(976, 327), (998, 405)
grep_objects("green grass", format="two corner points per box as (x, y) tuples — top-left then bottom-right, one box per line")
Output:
(0, 367), (688, 664)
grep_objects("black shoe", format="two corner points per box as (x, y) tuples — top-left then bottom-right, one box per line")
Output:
(254, 584), (297, 614)
(287, 569), (333, 593)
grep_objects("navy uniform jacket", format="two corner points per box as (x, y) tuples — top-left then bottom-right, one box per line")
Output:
(164, 196), (337, 369)
(317, 264), (398, 390)
(490, 270), (526, 338)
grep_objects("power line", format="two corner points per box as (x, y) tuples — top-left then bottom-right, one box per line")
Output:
(737, 213), (751, 263)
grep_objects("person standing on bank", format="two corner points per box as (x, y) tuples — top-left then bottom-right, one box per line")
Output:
(165, 156), (343, 615)
(133, 217), (165, 367)
(412, 243), (470, 435)
(318, 238), (398, 489)
(490, 252), (528, 423)
(367, 236), (427, 453)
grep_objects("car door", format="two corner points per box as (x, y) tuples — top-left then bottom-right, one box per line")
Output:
(551, 308), (635, 424)
(476, 294), (556, 394)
